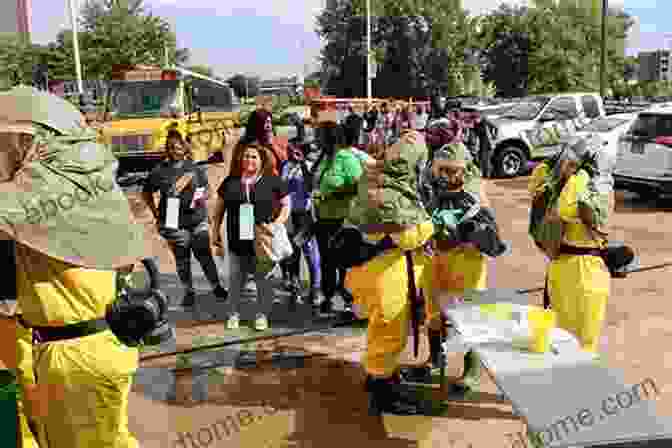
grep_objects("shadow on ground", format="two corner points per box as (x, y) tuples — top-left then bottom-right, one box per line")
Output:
(132, 336), (521, 448)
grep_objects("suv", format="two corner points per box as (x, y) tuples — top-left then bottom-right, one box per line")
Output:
(487, 93), (606, 177)
(614, 104), (672, 199)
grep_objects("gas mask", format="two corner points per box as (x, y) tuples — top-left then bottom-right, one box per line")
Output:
(105, 258), (175, 347)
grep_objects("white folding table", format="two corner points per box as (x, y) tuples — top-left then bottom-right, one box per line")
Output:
(439, 289), (672, 448)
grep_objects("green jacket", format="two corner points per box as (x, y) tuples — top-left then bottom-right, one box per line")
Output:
(314, 148), (363, 220)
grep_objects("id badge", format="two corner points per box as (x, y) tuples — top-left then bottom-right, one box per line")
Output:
(165, 197), (180, 230)
(239, 204), (254, 240)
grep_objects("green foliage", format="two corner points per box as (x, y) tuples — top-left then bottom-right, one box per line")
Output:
(76, 0), (190, 80)
(0, 33), (39, 87)
(316, 0), (474, 98)
(4, 0), (191, 85)
(473, 1), (633, 96)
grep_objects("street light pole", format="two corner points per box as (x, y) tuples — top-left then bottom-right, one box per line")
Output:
(600, 0), (608, 98)
(366, 0), (372, 101)
(68, 0), (84, 95)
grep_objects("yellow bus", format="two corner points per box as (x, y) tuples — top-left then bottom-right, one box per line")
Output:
(98, 65), (241, 175)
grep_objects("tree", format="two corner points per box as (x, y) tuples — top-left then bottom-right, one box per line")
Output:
(475, 4), (531, 97)
(623, 56), (638, 81)
(74, 0), (189, 80)
(476, 1), (634, 96)
(316, 0), (474, 98)
(0, 33), (38, 88)
(226, 74), (260, 99)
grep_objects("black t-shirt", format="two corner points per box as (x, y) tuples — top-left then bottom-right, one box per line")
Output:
(143, 160), (209, 229)
(217, 175), (288, 256)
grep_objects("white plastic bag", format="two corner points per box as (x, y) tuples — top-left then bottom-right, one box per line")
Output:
(269, 223), (293, 262)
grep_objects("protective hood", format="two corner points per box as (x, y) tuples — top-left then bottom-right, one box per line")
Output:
(0, 86), (85, 135)
(0, 90), (144, 270)
(348, 131), (429, 226)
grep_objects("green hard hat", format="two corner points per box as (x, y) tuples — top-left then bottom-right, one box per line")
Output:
(0, 86), (85, 135)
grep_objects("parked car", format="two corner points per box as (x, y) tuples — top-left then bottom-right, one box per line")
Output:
(575, 113), (637, 159)
(487, 93), (606, 177)
(614, 105), (672, 199)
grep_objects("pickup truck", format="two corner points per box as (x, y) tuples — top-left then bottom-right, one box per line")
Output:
(486, 93), (606, 177)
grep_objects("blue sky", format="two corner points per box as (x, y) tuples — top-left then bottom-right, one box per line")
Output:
(28, 0), (671, 80)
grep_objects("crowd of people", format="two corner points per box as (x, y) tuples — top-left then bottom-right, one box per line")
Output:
(0, 86), (627, 448)
(139, 96), (439, 331)
(139, 93), (622, 416)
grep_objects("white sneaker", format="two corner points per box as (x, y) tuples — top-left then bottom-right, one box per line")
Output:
(254, 313), (269, 331)
(226, 313), (240, 330)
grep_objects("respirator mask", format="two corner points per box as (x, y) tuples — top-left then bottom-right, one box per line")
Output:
(106, 258), (175, 347)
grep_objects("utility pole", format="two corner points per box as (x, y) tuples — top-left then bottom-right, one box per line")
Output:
(600, 0), (608, 98)
(68, 0), (84, 95)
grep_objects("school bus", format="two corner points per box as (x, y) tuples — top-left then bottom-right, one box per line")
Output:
(98, 65), (241, 175)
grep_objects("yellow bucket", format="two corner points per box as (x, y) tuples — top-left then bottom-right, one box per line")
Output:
(528, 308), (556, 353)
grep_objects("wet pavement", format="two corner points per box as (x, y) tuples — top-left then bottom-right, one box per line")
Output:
(125, 141), (672, 448)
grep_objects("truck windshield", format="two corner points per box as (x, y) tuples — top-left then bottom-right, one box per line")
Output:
(107, 81), (181, 117)
(499, 97), (549, 120)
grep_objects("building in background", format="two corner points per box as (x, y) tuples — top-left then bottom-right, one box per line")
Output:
(259, 76), (303, 97)
(638, 50), (671, 82)
(0, 0), (31, 38)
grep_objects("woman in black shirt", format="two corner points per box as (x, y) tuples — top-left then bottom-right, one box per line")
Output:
(212, 141), (290, 331)
(143, 129), (228, 308)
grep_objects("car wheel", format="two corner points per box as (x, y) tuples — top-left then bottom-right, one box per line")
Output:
(494, 146), (528, 178)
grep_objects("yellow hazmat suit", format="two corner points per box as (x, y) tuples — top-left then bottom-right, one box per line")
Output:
(0, 311), (39, 448)
(0, 87), (145, 448)
(547, 171), (610, 352)
(528, 163), (549, 197)
(346, 221), (435, 377)
(15, 244), (139, 448)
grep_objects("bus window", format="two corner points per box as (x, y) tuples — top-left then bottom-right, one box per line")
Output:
(192, 79), (235, 112)
(107, 81), (181, 116)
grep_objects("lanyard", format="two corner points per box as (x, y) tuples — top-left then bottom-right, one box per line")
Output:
(243, 176), (261, 203)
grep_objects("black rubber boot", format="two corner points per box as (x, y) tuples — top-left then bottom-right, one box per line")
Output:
(400, 329), (445, 384)
(366, 375), (426, 416)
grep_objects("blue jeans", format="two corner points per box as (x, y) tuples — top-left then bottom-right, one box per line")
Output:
(282, 210), (321, 289)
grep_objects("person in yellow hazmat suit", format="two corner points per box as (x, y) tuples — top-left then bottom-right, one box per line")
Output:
(344, 129), (435, 415)
(0, 86), (146, 447)
(537, 136), (614, 352)
(406, 119), (507, 394)
(0, 294), (39, 448)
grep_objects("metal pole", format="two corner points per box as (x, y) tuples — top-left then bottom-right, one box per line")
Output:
(68, 0), (84, 95)
(600, 0), (608, 98)
(366, 0), (372, 101)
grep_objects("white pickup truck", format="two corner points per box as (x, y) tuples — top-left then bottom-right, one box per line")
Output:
(486, 93), (606, 177)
